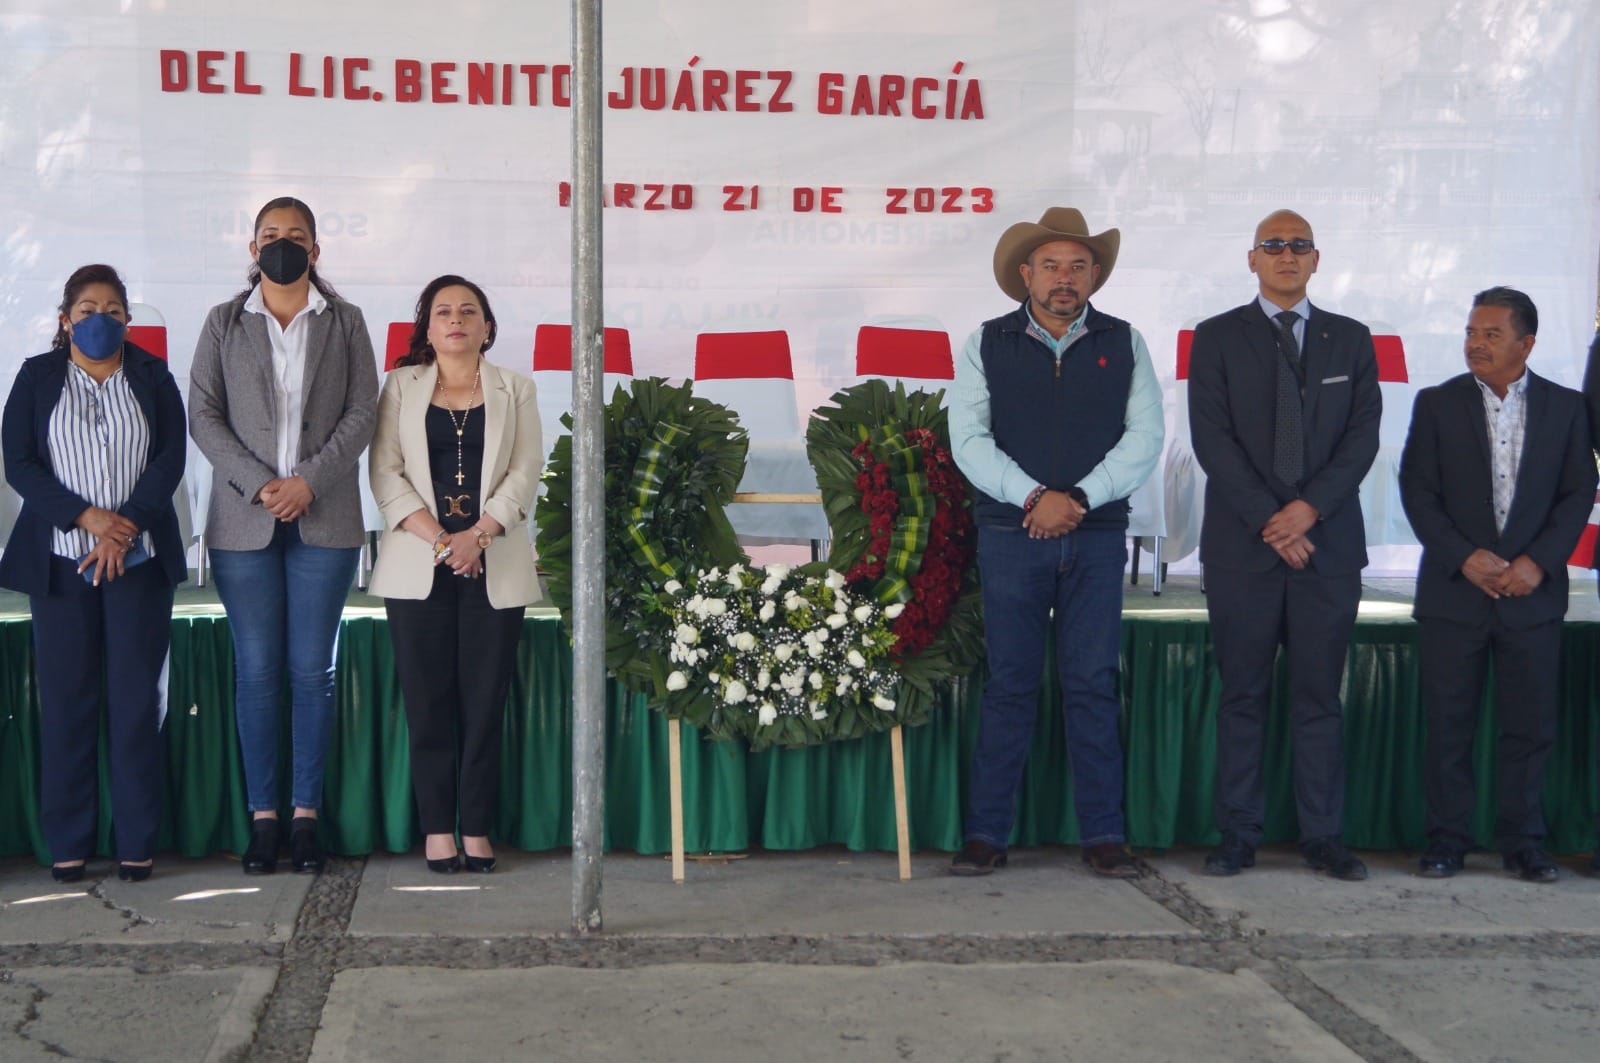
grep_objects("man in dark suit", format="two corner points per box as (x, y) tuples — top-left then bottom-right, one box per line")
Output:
(1403, 288), (1595, 882)
(1189, 210), (1381, 880)
(1582, 324), (1600, 876)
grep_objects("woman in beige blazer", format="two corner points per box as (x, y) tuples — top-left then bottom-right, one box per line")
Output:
(368, 275), (542, 873)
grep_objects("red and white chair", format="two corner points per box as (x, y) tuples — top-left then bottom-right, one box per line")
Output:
(693, 329), (801, 442)
(531, 323), (635, 440)
(1359, 329), (1417, 548)
(127, 303), (201, 582)
(1159, 327), (1205, 568)
(854, 319), (955, 392)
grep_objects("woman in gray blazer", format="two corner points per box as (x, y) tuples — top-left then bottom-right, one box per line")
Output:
(368, 275), (541, 873)
(188, 197), (378, 876)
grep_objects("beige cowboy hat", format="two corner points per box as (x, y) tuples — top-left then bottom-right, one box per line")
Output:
(992, 207), (1121, 303)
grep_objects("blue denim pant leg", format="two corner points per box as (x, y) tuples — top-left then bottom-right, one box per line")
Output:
(211, 522), (358, 812)
(1052, 528), (1129, 846)
(965, 525), (1127, 849)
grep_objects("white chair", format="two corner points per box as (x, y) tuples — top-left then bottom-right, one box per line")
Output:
(128, 303), (206, 583)
(1360, 329), (1419, 548)
(854, 317), (956, 393)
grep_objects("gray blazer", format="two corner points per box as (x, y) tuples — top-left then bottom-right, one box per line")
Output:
(188, 292), (378, 550)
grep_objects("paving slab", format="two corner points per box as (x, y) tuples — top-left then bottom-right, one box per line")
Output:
(1298, 958), (1600, 1062)
(312, 960), (1360, 1063)
(0, 855), (311, 945)
(0, 965), (274, 1062)
(1152, 845), (1600, 937)
(348, 847), (1197, 938)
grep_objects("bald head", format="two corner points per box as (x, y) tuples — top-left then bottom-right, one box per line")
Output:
(1254, 210), (1313, 246)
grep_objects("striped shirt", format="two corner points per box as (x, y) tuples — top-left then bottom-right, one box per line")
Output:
(46, 362), (154, 560)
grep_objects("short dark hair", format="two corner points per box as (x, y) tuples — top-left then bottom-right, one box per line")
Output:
(400, 275), (499, 366)
(1472, 286), (1538, 337)
(53, 264), (128, 349)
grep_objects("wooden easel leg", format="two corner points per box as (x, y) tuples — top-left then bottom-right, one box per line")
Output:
(890, 724), (911, 881)
(669, 717), (685, 883)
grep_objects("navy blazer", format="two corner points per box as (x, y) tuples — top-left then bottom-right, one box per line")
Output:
(0, 344), (188, 596)
(1188, 300), (1382, 574)
(1399, 370), (1595, 630)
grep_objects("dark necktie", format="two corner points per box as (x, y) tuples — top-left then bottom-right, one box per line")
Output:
(1271, 310), (1304, 487)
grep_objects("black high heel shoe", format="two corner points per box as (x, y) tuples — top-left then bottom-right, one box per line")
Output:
(51, 863), (86, 883)
(118, 862), (153, 883)
(426, 853), (461, 874)
(463, 854), (496, 874)
(242, 818), (280, 875)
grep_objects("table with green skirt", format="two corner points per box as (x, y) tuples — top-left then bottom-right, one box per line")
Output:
(1, 611), (1597, 862)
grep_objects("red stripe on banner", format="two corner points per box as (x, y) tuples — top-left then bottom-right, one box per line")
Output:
(1176, 329), (1194, 380)
(856, 326), (954, 379)
(384, 322), (413, 370)
(126, 324), (167, 360)
(533, 324), (634, 374)
(1373, 334), (1408, 382)
(694, 330), (794, 380)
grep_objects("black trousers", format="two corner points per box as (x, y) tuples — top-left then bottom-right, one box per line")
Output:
(1206, 564), (1360, 847)
(31, 554), (173, 863)
(385, 565), (524, 837)
(1419, 614), (1560, 853)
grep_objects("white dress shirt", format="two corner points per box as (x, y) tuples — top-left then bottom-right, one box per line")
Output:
(244, 284), (329, 477)
(1476, 371), (1528, 534)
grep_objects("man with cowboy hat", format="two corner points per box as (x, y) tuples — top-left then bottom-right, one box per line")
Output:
(1188, 209), (1380, 881)
(948, 207), (1163, 877)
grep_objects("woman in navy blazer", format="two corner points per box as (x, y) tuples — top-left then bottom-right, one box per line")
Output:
(0, 264), (186, 882)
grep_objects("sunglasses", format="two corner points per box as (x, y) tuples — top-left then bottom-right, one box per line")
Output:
(1254, 238), (1316, 256)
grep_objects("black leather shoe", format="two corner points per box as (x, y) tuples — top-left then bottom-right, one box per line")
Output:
(1418, 845), (1464, 879)
(427, 854), (461, 874)
(1302, 836), (1367, 881)
(949, 839), (1007, 876)
(1503, 846), (1559, 883)
(118, 862), (153, 883)
(51, 863), (86, 883)
(463, 854), (496, 874)
(289, 817), (325, 874)
(242, 819), (279, 875)
(1203, 833), (1255, 876)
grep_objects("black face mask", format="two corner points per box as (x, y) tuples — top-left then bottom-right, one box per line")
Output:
(257, 239), (311, 285)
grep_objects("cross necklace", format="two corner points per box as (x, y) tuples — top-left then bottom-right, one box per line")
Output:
(436, 362), (481, 486)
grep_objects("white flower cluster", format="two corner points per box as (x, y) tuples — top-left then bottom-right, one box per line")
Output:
(659, 563), (901, 734)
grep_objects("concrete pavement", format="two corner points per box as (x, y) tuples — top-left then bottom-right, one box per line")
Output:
(2, 844), (1598, 1061)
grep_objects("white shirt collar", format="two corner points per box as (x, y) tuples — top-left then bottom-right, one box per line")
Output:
(244, 284), (328, 318)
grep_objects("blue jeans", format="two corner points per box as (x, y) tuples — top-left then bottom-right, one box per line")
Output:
(210, 521), (359, 812)
(965, 524), (1127, 848)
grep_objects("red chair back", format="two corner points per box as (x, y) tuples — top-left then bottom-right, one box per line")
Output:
(855, 326), (954, 380)
(694, 331), (793, 380)
(384, 322), (413, 371)
(125, 324), (167, 360)
(1373, 335), (1407, 382)
(1175, 329), (1195, 380)
(532, 324), (634, 374)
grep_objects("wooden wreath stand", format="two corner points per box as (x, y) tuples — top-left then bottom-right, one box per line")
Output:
(667, 490), (912, 883)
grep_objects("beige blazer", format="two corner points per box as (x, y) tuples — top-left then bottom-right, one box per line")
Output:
(367, 359), (543, 608)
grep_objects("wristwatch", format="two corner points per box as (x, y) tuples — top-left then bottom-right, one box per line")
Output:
(475, 527), (493, 550)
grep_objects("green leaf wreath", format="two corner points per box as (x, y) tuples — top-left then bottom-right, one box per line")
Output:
(535, 376), (982, 750)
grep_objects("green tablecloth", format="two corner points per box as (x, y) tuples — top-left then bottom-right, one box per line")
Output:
(1, 612), (1596, 862)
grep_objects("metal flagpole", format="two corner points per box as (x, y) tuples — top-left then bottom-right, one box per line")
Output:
(569, 0), (605, 935)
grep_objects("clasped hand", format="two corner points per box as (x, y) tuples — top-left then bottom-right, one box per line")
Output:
(74, 505), (139, 584)
(436, 529), (483, 578)
(1462, 549), (1542, 599)
(259, 476), (313, 521)
(1022, 490), (1084, 539)
(1262, 500), (1318, 570)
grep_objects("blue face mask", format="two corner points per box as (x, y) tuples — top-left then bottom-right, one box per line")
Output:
(70, 312), (126, 361)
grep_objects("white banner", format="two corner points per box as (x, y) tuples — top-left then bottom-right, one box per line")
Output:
(3, 0), (1598, 420)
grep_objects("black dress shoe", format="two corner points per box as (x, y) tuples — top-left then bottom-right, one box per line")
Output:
(1503, 846), (1558, 883)
(1082, 843), (1141, 878)
(1203, 832), (1256, 876)
(1418, 845), (1464, 879)
(949, 839), (1006, 876)
(289, 817), (325, 874)
(1301, 836), (1368, 881)
(51, 863), (86, 883)
(242, 819), (280, 875)
(426, 854), (461, 874)
(463, 854), (496, 874)
(118, 862), (153, 883)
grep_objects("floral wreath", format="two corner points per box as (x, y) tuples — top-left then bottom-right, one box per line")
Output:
(535, 376), (981, 750)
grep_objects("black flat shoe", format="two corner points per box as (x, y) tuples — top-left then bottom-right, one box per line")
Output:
(426, 854), (461, 874)
(289, 817), (325, 874)
(463, 854), (496, 874)
(1301, 836), (1368, 881)
(1203, 832), (1256, 877)
(1503, 846), (1558, 883)
(242, 819), (280, 875)
(1418, 845), (1464, 879)
(118, 862), (153, 883)
(51, 863), (86, 883)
